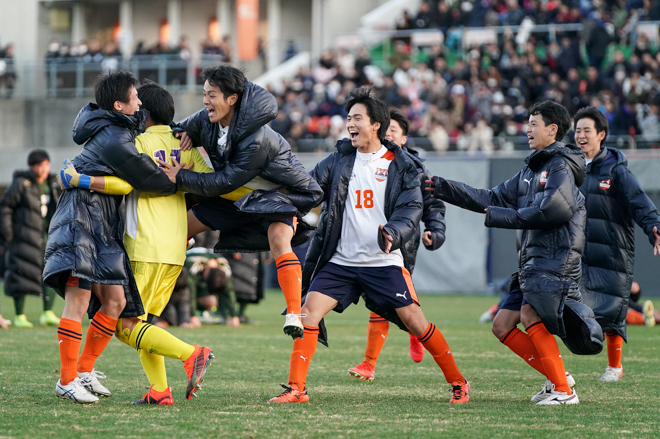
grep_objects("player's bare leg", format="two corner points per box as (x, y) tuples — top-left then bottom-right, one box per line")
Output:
(268, 221), (304, 339)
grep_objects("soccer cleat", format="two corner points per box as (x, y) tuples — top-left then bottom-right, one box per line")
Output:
(198, 310), (223, 324)
(643, 300), (655, 327)
(186, 237), (196, 251)
(531, 372), (576, 402)
(283, 313), (304, 340)
(78, 369), (112, 397)
(40, 310), (61, 326)
(132, 386), (174, 405)
(183, 345), (214, 399)
(409, 333), (425, 363)
(348, 361), (375, 382)
(536, 388), (579, 405)
(599, 365), (623, 382)
(449, 380), (470, 404)
(55, 378), (99, 404)
(14, 314), (34, 328)
(268, 384), (309, 403)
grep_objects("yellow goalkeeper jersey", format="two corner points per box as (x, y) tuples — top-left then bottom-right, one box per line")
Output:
(123, 125), (214, 265)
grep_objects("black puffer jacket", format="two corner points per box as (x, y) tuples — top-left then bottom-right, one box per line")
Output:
(434, 142), (602, 353)
(404, 146), (446, 268)
(0, 171), (60, 298)
(580, 147), (660, 341)
(303, 139), (423, 346)
(173, 81), (323, 252)
(44, 104), (177, 318)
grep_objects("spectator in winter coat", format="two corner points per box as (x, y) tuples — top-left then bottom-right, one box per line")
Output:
(0, 149), (61, 328)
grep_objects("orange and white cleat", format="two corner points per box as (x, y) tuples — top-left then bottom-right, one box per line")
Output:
(449, 379), (470, 404)
(409, 333), (425, 363)
(132, 386), (174, 405)
(347, 361), (375, 382)
(183, 344), (214, 399)
(268, 384), (309, 403)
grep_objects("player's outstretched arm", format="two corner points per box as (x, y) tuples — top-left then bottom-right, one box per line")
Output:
(487, 160), (576, 230)
(171, 109), (206, 149)
(426, 171), (520, 213)
(421, 174), (447, 250)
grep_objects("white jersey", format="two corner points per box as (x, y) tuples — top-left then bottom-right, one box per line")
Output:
(330, 145), (404, 267)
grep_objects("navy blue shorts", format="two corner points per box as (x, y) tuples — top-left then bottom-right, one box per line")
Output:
(500, 285), (527, 311)
(309, 262), (419, 313)
(192, 198), (296, 234)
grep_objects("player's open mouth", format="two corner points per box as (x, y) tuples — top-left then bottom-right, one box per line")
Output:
(207, 108), (216, 118)
(577, 140), (587, 145)
(349, 130), (358, 140)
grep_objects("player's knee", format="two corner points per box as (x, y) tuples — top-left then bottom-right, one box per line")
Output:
(491, 320), (507, 339)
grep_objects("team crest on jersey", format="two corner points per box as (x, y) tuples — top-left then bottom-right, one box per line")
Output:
(375, 167), (388, 182)
(540, 171), (548, 185)
(599, 179), (611, 190)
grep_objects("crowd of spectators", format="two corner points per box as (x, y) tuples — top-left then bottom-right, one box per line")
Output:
(266, 1), (660, 152)
(0, 42), (15, 97)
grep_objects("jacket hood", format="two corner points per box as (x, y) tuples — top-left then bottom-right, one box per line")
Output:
(229, 81), (278, 145)
(72, 103), (146, 145)
(527, 141), (586, 186)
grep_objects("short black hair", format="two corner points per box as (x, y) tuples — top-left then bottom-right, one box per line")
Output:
(201, 65), (246, 103)
(28, 149), (50, 166)
(94, 70), (139, 111)
(528, 100), (571, 141)
(573, 106), (609, 145)
(344, 86), (390, 139)
(389, 108), (409, 136)
(137, 80), (175, 125)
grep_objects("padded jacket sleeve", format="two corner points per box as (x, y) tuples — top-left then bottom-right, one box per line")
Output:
(486, 158), (577, 229)
(433, 171), (521, 213)
(383, 173), (423, 252)
(420, 173), (446, 250)
(100, 130), (177, 195)
(175, 141), (270, 197)
(172, 109), (207, 147)
(310, 154), (337, 204)
(0, 177), (23, 242)
(617, 166), (660, 246)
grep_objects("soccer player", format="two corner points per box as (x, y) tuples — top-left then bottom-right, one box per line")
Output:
(428, 101), (596, 405)
(573, 106), (660, 382)
(63, 81), (216, 404)
(159, 66), (323, 339)
(45, 71), (177, 404)
(625, 282), (657, 327)
(348, 109), (447, 381)
(269, 87), (470, 404)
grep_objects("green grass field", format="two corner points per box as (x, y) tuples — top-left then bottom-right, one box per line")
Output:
(1, 290), (659, 438)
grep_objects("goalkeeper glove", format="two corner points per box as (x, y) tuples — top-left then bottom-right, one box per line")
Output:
(60, 159), (92, 189)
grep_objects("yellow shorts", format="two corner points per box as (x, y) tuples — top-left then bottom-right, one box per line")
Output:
(131, 261), (183, 320)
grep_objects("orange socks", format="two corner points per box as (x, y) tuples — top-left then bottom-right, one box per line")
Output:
(526, 321), (571, 394)
(364, 313), (389, 367)
(77, 312), (117, 373)
(605, 330), (623, 368)
(500, 327), (547, 377)
(418, 322), (465, 384)
(276, 253), (302, 316)
(288, 325), (319, 390)
(57, 318), (83, 385)
(626, 308), (645, 325)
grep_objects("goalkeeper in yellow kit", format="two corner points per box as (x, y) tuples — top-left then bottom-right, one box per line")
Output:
(60, 81), (245, 405)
